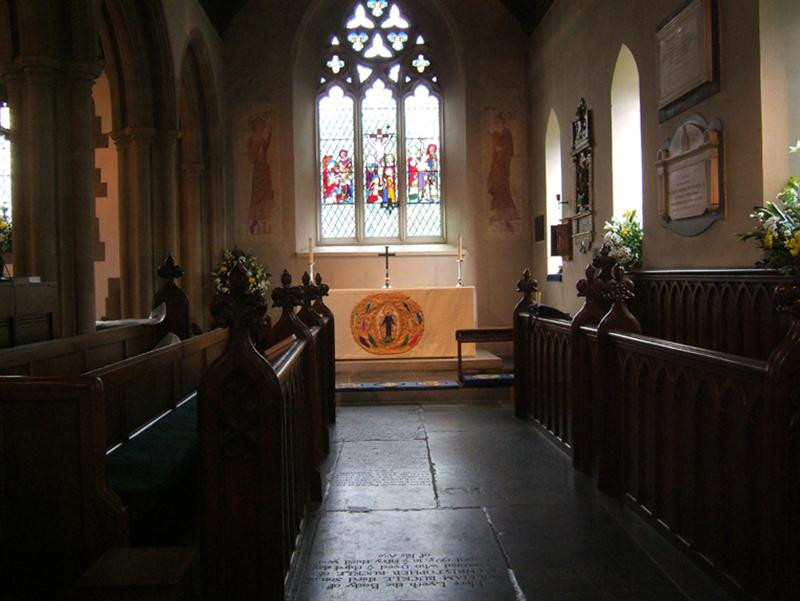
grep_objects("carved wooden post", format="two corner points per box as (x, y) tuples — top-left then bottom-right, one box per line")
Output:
(571, 247), (616, 473)
(513, 269), (538, 419)
(313, 272), (337, 424)
(298, 272), (331, 451)
(298, 272), (325, 329)
(270, 270), (324, 502)
(761, 278), (800, 598)
(595, 263), (641, 496)
(151, 253), (190, 340)
(198, 259), (286, 601)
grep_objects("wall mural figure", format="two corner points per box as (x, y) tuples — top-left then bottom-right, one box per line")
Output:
(235, 103), (281, 240)
(246, 112), (274, 235)
(486, 111), (521, 235)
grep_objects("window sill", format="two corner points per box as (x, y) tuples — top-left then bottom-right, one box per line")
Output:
(298, 244), (465, 258)
(546, 274), (563, 282)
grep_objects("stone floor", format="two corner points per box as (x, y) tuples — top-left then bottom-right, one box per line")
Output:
(288, 401), (733, 601)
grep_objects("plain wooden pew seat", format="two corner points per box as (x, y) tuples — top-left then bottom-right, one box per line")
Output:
(105, 396), (199, 543)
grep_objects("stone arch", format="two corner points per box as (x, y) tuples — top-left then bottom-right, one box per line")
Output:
(178, 30), (224, 328)
(610, 44), (643, 221)
(0, 0), (17, 63)
(99, 0), (179, 318)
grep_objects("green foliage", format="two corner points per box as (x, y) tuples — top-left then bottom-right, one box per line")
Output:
(603, 209), (643, 269)
(740, 176), (800, 273)
(211, 247), (271, 294)
(0, 206), (11, 255)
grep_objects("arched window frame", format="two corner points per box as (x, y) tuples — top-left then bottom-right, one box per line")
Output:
(610, 44), (643, 223)
(0, 93), (11, 221)
(545, 110), (563, 277)
(316, 2), (445, 245)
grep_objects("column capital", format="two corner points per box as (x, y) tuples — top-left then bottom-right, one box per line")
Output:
(111, 127), (158, 148)
(181, 162), (206, 177)
(59, 60), (103, 83)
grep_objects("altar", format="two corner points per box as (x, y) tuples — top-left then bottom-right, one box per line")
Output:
(327, 286), (477, 360)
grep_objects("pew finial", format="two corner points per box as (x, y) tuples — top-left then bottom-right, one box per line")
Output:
(314, 272), (330, 298)
(573, 244), (618, 328)
(210, 258), (269, 339)
(597, 260), (641, 335)
(514, 268), (538, 317)
(272, 270), (304, 310)
(157, 253), (184, 282)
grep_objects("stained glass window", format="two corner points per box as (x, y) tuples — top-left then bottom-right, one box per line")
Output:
(319, 86), (356, 239)
(0, 101), (11, 222)
(317, 2), (443, 243)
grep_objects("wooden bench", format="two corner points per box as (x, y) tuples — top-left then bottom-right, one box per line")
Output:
(0, 256), (225, 595)
(511, 250), (800, 601)
(0, 255), (192, 377)
(0, 327), (228, 595)
(200, 263), (334, 600)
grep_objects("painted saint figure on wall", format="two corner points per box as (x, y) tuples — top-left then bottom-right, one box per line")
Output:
(487, 112), (520, 233)
(247, 112), (274, 235)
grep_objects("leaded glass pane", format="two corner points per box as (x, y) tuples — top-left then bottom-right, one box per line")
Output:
(347, 4), (374, 29)
(404, 85), (440, 237)
(0, 103), (11, 220)
(319, 87), (356, 239)
(362, 80), (399, 238)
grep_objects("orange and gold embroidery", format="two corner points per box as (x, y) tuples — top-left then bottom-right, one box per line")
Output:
(350, 292), (425, 355)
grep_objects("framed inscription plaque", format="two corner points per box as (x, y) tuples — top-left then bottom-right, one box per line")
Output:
(656, 113), (724, 236)
(656, 0), (719, 122)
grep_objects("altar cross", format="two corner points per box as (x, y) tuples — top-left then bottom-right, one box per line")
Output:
(378, 245), (396, 288)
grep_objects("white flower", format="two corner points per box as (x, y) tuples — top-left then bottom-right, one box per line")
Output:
(790, 139), (800, 154)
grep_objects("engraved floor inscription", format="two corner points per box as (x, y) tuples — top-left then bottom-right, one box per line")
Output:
(296, 509), (517, 601)
(325, 440), (436, 510)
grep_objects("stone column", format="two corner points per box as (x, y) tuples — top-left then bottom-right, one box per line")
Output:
(16, 59), (59, 288)
(180, 162), (206, 327)
(153, 129), (179, 266)
(60, 61), (102, 333)
(113, 127), (155, 318)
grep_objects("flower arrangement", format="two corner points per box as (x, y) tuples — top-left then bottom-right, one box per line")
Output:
(740, 145), (800, 273)
(212, 247), (271, 294)
(0, 206), (11, 255)
(603, 209), (643, 269)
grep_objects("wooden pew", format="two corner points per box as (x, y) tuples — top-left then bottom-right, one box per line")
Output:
(512, 250), (800, 601)
(0, 254), (192, 377)
(629, 268), (793, 360)
(266, 270), (328, 495)
(200, 262), (321, 601)
(0, 257), (226, 595)
(311, 272), (337, 423)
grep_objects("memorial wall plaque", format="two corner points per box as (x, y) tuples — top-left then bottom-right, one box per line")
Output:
(656, 113), (723, 236)
(570, 99), (594, 253)
(656, 0), (720, 122)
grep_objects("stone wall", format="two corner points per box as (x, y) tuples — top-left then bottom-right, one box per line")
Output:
(528, 0), (766, 313)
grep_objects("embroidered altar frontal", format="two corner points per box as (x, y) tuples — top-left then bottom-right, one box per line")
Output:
(327, 286), (477, 360)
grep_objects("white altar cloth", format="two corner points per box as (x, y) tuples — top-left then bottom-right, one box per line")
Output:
(327, 286), (477, 360)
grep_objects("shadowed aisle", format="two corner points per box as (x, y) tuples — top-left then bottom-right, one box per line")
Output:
(288, 402), (732, 601)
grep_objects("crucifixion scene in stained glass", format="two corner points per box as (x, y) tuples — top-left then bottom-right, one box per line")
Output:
(317, 2), (442, 243)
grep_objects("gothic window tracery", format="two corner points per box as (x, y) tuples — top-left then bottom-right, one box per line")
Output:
(317, 2), (443, 243)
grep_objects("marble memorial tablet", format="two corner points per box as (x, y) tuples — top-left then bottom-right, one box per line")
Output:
(656, 114), (723, 236)
(656, 0), (713, 109)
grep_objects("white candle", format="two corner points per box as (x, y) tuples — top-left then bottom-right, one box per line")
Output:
(308, 237), (314, 264)
(457, 235), (463, 261)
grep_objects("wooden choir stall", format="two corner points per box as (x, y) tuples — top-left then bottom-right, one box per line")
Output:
(508, 249), (800, 601)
